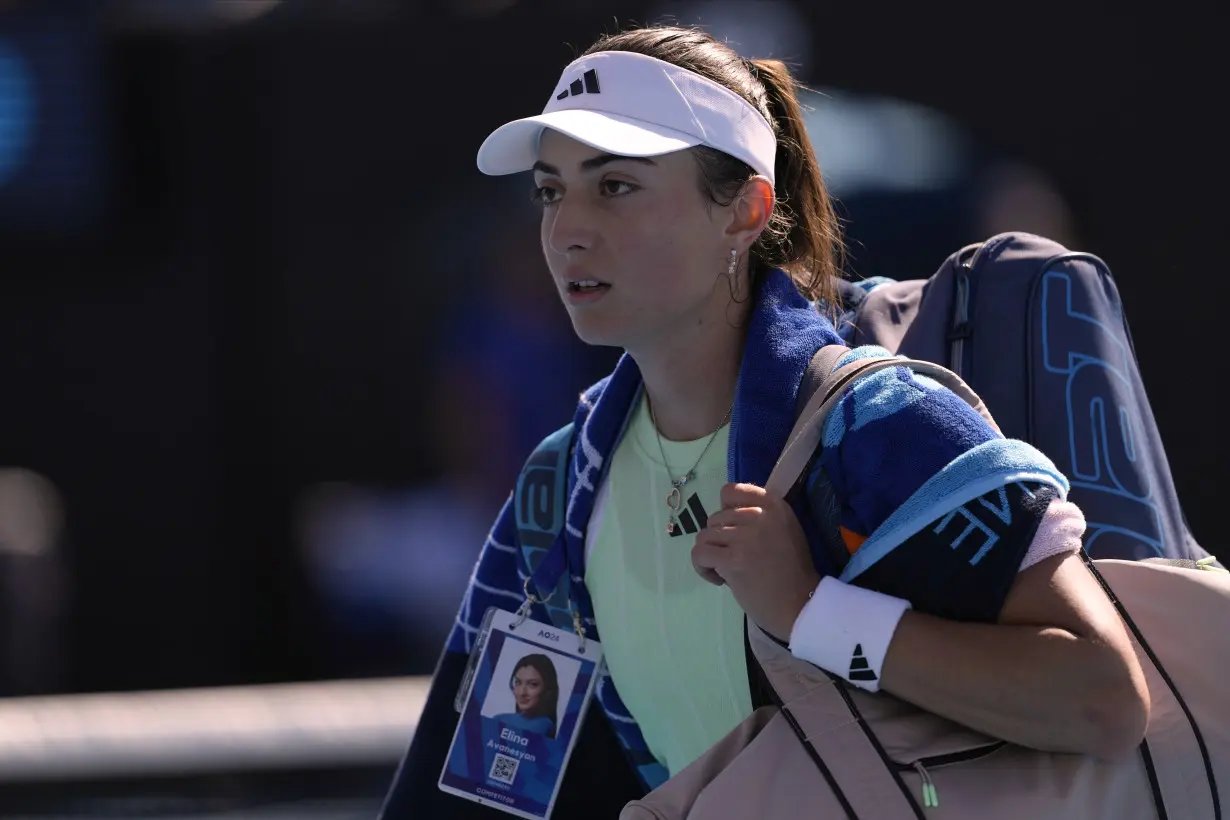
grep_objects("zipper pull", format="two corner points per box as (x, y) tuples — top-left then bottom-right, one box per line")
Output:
(913, 761), (939, 809)
(1196, 556), (1228, 573)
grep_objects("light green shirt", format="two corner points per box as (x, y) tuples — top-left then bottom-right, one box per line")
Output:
(584, 394), (752, 776)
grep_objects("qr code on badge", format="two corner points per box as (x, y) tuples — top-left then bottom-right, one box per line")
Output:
(489, 753), (519, 785)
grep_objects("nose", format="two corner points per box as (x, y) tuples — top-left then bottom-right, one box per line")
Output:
(546, 195), (597, 257)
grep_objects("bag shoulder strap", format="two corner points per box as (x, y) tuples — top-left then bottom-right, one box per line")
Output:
(795, 344), (850, 420)
(756, 347), (1002, 819)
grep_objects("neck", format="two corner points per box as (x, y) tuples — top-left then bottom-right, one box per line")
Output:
(630, 311), (746, 442)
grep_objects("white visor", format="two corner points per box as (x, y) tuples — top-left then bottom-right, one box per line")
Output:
(476, 51), (777, 184)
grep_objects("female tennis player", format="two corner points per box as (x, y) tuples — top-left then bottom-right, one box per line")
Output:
(380, 24), (1148, 819)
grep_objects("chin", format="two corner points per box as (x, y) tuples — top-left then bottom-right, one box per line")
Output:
(566, 312), (631, 349)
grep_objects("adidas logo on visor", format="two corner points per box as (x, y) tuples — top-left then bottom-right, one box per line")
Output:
(475, 51), (778, 185)
(556, 68), (601, 100)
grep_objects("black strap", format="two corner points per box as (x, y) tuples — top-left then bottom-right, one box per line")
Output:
(744, 618), (861, 820)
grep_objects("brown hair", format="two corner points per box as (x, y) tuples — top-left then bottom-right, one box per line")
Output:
(581, 25), (844, 308)
(510, 653), (560, 738)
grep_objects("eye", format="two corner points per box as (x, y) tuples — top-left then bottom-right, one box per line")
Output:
(601, 179), (637, 197)
(531, 184), (561, 207)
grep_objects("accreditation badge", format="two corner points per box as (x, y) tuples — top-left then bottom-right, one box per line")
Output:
(439, 607), (602, 819)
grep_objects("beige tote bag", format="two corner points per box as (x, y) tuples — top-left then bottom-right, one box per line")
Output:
(621, 349), (1229, 820)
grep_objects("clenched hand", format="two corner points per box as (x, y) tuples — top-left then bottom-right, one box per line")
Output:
(691, 482), (822, 641)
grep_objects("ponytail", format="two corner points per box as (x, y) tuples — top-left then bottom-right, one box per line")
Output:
(747, 58), (844, 310)
(584, 27), (845, 309)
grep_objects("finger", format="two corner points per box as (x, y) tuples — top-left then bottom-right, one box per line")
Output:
(691, 540), (728, 586)
(720, 482), (767, 510)
(695, 523), (736, 546)
(705, 506), (764, 530)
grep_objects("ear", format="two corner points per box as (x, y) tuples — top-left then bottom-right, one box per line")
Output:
(724, 176), (775, 248)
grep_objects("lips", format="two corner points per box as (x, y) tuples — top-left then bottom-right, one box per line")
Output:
(566, 279), (610, 294)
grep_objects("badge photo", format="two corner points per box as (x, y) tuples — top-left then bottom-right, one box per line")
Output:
(439, 608), (601, 819)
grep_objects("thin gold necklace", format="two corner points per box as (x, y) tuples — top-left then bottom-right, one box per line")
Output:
(647, 397), (733, 535)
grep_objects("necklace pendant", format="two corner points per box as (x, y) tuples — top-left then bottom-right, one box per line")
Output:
(666, 519), (676, 535)
(666, 485), (683, 512)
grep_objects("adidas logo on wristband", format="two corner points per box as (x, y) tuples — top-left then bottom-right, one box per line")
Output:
(848, 644), (878, 683)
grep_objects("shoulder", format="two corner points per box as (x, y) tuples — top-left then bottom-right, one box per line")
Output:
(819, 345), (997, 457)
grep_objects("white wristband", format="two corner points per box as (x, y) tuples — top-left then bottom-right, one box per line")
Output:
(788, 576), (912, 692)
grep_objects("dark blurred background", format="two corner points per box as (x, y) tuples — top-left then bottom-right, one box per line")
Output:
(0, 0), (1221, 815)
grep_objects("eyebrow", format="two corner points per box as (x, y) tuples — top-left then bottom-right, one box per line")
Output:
(532, 154), (658, 175)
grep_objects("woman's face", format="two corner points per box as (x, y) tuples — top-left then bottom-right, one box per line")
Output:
(513, 665), (545, 714)
(533, 130), (742, 353)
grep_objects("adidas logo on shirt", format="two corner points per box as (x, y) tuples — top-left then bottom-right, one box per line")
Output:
(556, 68), (601, 100)
(669, 493), (709, 537)
(848, 644), (878, 683)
